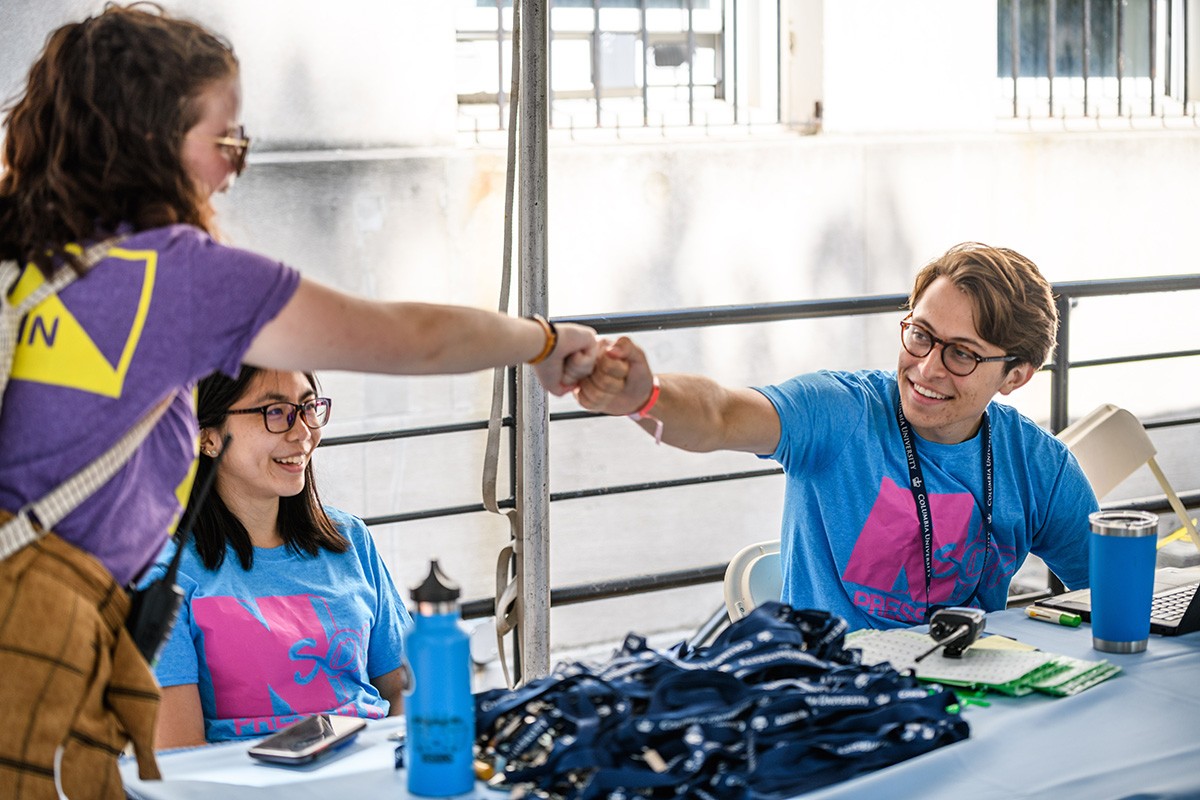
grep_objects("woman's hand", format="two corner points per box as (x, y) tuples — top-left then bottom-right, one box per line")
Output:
(530, 322), (600, 396)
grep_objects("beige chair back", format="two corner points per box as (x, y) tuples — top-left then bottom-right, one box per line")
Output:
(1057, 403), (1200, 550)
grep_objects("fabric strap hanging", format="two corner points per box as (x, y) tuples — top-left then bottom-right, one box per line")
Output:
(482, 0), (526, 689)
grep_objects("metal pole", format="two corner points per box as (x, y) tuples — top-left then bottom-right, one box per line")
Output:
(1012, 0), (1021, 117)
(732, 0), (739, 124)
(1050, 294), (1071, 434)
(593, 0), (602, 127)
(1118, 0), (1126, 116)
(687, 0), (696, 126)
(776, 0), (782, 123)
(1166, 0), (1174, 97)
(1184, 0), (1190, 113)
(1048, 0), (1057, 116)
(1084, 0), (1091, 116)
(641, 0), (649, 126)
(497, 0), (506, 129)
(1151, 0), (1159, 115)
(548, 0), (555, 126)
(517, 0), (552, 681)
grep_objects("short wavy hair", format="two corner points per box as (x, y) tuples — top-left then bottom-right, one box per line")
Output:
(908, 242), (1058, 370)
(0, 3), (238, 273)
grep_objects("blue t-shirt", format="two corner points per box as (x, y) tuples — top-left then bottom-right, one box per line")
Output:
(153, 507), (413, 742)
(756, 370), (1096, 631)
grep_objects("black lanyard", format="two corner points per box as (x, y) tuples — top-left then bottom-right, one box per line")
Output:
(894, 397), (993, 621)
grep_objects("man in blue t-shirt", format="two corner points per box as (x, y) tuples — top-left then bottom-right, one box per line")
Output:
(576, 243), (1098, 630)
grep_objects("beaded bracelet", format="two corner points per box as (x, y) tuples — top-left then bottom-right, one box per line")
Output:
(526, 314), (558, 364)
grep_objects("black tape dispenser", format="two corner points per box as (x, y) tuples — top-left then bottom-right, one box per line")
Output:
(915, 606), (987, 662)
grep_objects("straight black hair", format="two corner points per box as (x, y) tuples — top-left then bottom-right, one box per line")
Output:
(189, 365), (347, 571)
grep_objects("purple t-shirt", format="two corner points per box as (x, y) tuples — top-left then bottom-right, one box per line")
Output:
(0, 224), (299, 585)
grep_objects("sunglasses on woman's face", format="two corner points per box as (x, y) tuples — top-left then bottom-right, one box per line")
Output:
(207, 124), (251, 176)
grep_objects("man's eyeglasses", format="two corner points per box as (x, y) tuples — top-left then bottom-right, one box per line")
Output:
(900, 318), (1017, 377)
(208, 125), (251, 176)
(227, 398), (332, 433)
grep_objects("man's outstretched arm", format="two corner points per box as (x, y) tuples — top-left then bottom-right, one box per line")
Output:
(575, 336), (782, 455)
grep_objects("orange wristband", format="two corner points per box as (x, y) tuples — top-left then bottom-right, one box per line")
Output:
(526, 314), (557, 365)
(627, 375), (663, 445)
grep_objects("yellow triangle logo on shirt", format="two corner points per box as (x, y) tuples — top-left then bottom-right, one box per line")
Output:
(9, 245), (157, 398)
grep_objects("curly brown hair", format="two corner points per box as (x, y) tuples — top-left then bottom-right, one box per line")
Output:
(0, 2), (238, 274)
(908, 242), (1059, 370)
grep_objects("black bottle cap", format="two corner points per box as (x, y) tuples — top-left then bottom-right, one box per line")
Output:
(411, 559), (461, 604)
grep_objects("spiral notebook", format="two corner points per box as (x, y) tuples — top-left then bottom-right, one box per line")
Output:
(846, 629), (1120, 696)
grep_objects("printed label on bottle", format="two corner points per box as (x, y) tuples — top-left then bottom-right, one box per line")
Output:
(411, 715), (470, 764)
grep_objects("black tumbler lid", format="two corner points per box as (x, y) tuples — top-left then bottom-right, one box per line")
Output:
(411, 559), (461, 603)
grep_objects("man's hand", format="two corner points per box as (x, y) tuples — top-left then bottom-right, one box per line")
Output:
(575, 336), (656, 415)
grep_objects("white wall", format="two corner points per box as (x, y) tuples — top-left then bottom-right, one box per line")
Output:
(219, 1), (458, 148)
(784, 0), (997, 133)
(0, 1), (459, 148)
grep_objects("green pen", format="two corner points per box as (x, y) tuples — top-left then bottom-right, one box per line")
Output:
(1026, 605), (1083, 627)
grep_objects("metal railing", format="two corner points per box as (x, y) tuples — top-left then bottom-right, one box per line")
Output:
(321, 274), (1200, 620)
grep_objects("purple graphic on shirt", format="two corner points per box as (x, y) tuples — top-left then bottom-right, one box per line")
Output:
(842, 476), (1010, 623)
(195, 594), (359, 719)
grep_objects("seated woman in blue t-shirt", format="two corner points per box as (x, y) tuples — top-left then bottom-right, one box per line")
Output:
(152, 366), (412, 747)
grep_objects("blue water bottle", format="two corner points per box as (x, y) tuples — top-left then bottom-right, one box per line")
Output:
(403, 560), (475, 796)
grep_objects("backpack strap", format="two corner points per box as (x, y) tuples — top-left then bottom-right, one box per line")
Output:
(0, 393), (175, 561)
(0, 261), (79, 400)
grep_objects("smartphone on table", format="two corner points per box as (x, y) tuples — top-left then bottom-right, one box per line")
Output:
(247, 714), (367, 765)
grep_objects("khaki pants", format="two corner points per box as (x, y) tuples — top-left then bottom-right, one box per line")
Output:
(0, 519), (160, 799)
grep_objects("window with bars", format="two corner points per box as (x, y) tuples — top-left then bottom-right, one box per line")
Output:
(455, 0), (781, 136)
(998, 0), (1193, 119)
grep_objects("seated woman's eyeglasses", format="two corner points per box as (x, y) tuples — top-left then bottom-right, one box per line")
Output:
(227, 398), (332, 433)
(207, 124), (251, 176)
(900, 317), (1016, 377)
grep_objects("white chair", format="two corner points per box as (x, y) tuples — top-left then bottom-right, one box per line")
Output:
(1057, 403), (1200, 550)
(723, 540), (782, 621)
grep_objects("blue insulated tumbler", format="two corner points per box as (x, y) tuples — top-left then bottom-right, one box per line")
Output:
(403, 560), (475, 796)
(1088, 510), (1159, 654)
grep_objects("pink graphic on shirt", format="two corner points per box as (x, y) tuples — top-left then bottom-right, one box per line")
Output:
(842, 476), (994, 623)
(194, 594), (341, 719)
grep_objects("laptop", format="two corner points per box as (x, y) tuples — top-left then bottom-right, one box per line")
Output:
(1037, 566), (1200, 637)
